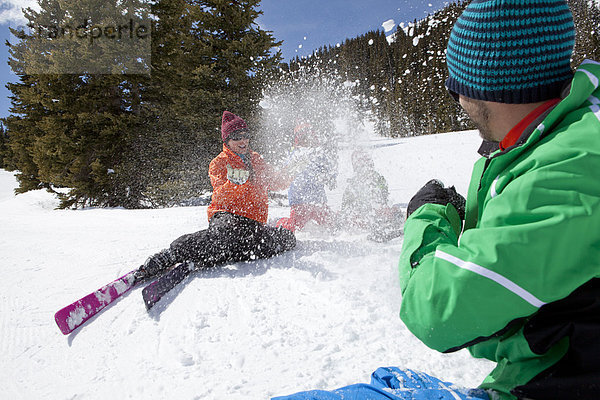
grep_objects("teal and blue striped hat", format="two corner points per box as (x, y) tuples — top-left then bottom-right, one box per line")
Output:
(446, 0), (575, 104)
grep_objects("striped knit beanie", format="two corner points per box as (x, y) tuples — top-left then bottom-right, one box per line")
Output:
(446, 0), (575, 104)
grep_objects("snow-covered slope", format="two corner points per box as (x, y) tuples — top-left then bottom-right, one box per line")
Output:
(0, 130), (494, 399)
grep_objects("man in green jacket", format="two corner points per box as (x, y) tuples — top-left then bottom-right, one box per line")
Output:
(401, 0), (600, 399)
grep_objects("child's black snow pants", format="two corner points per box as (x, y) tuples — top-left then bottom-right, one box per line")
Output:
(143, 212), (296, 277)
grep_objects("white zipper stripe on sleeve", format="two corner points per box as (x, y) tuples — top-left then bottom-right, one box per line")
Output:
(435, 250), (547, 308)
(580, 68), (599, 89)
(582, 59), (600, 67)
(590, 104), (600, 124)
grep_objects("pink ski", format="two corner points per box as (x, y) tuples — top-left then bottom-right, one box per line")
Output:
(54, 270), (139, 335)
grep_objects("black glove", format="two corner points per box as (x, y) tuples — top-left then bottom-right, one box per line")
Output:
(407, 179), (466, 219)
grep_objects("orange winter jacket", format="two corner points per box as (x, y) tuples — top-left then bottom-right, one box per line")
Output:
(207, 144), (289, 224)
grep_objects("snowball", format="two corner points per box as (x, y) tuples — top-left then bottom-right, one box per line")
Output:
(259, 99), (271, 109)
(382, 19), (395, 33)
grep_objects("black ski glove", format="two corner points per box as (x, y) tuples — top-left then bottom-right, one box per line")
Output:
(407, 179), (466, 219)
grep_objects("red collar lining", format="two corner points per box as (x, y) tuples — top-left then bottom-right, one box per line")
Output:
(499, 99), (561, 151)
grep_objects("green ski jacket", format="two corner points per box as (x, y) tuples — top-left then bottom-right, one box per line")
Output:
(399, 60), (600, 399)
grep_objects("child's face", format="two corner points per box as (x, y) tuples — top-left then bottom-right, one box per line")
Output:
(227, 136), (250, 154)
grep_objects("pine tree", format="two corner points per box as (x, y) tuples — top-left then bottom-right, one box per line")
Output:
(0, 121), (8, 168)
(135, 0), (282, 206)
(5, 0), (150, 207)
(3, 72), (53, 193)
(4, 0), (281, 208)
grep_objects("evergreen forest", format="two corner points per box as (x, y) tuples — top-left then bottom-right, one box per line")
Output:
(1, 0), (599, 208)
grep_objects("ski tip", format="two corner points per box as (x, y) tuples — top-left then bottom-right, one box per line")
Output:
(54, 310), (75, 335)
(142, 285), (158, 311)
(53, 269), (141, 335)
(144, 300), (155, 311)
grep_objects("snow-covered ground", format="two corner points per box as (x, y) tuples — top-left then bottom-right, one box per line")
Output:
(0, 130), (495, 399)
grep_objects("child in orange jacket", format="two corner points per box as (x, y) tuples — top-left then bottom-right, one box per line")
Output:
(136, 111), (295, 279)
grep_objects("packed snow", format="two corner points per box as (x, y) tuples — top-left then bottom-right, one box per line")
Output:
(0, 129), (495, 399)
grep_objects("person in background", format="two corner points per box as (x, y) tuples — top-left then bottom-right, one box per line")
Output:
(276, 121), (338, 232)
(273, 0), (600, 399)
(338, 149), (404, 242)
(135, 111), (295, 280)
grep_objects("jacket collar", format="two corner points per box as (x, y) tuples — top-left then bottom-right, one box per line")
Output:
(222, 143), (253, 168)
(499, 98), (561, 151)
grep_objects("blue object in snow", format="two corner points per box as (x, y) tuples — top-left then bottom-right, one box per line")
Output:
(272, 367), (489, 400)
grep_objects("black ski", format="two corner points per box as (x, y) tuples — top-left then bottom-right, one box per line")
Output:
(142, 261), (195, 310)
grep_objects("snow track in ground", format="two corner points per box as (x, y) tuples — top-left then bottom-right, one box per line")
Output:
(0, 131), (494, 399)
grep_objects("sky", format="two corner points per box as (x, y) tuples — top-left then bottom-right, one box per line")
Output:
(256, 0), (451, 61)
(0, 0), (452, 119)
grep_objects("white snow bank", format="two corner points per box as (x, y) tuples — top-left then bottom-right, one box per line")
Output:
(0, 169), (18, 201)
(0, 130), (493, 400)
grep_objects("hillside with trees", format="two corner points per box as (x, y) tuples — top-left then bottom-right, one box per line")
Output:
(2, 0), (599, 208)
(269, 0), (600, 138)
